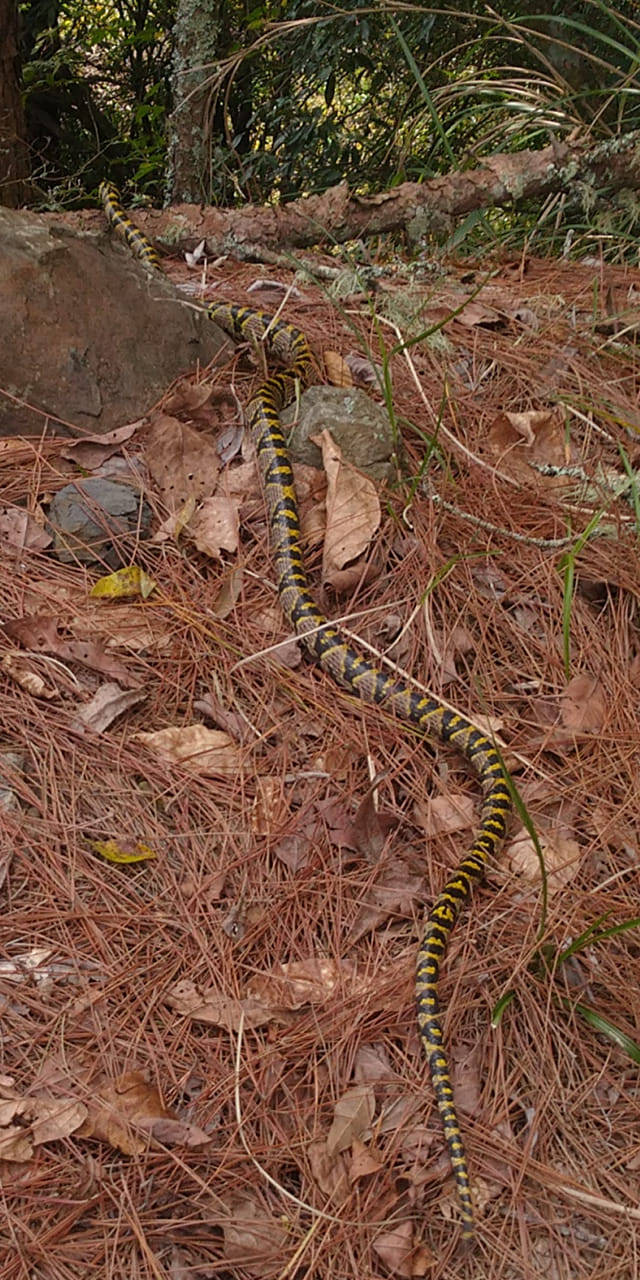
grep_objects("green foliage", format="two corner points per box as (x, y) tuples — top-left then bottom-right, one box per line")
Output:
(17, 0), (640, 247)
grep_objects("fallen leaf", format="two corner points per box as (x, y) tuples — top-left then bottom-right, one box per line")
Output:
(344, 783), (397, 862)
(507, 828), (581, 894)
(72, 682), (146, 733)
(487, 407), (566, 480)
(146, 413), (220, 512)
(88, 839), (157, 865)
(307, 1139), (350, 1200)
(348, 858), (424, 944)
(89, 565), (157, 599)
(1, 652), (58, 699)
(78, 1071), (174, 1155)
(221, 1193), (288, 1277)
(163, 379), (214, 419)
(560, 673), (606, 734)
(251, 777), (290, 837)
(187, 494), (240, 559)
(0, 506), (51, 551)
(414, 793), (475, 837)
(211, 564), (244, 618)
(327, 1084), (375, 1156)
(134, 724), (240, 775)
(373, 1221), (432, 1277)
(349, 1135), (383, 1181)
(313, 429), (380, 588)
(247, 957), (358, 1011)
(165, 979), (274, 1031)
(324, 350), (353, 387)
(4, 613), (137, 685)
(61, 421), (141, 470)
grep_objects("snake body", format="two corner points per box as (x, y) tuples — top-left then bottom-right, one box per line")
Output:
(100, 183), (512, 1241)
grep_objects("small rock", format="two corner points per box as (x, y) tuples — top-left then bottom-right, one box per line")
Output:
(281, 387), (394, 483)
(48, 478), (151, 567)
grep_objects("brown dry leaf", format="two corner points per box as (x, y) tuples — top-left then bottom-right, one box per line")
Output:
(61, 421), (141, 470)
(78, 1071), (175, 1155)
(312, 429), (380, 587)
(324, 350), (353, 387)
(1, 652), (58, 700)
(307, 1138), (350, 1201)
(372, 1222), (432, 1278)
(251, 776), (290, 837)
(344, 783), (397, 862)
(349, 1135), (383, 1181)
(348, 858), (424, 944)
(0, 506), (51, 552)
(0, 1093), (87, 1162)
(72, 682), (146, 733)
(327, 1084), (375, 1157)
(247, 956), (357, 1011)
(354, 1042), (397, 1084)
(560, 673), (606, 734)
(507, 828), (582, 894)
(187, 494), (240, 559)
(487, 407), (566, 480)
(221, 1194), (288, 1277)
(145, 413), (220, 512)
(455, 299), (502, 328)
(165, 979), (274, 1031)
(212, 564), (244, 618)
(225, 459), (260, 496)
(4, 613), (137, 686)
(77, 604), (171, 653)
(253, 602), (302, 670)
(414, 792), (475, 837)
(134, 724), (240, 775)
(163, 378), (215, 419)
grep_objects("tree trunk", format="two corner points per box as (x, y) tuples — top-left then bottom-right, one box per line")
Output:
(166, 0), (222, 205)
(0, 0), (30, 207)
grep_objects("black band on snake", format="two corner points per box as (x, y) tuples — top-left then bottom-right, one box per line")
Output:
(99, 181), (512, 1242)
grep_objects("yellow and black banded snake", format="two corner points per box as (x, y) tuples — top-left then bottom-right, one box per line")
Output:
(99, 181), (513, 1243)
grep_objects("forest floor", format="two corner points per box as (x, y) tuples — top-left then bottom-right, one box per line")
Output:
(1, 242), (640, 1280)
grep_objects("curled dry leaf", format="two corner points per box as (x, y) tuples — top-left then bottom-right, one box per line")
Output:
(507, 828), (581, 894)
(372, 1221), (431, 1279)
(313, 429), (380, 588)
(487, 406), (566, 481)
(89, 564), (156, 600)
(1, 652), (58, 700)
(326, 1084), (375, 1157)
(414, 792), (475, 837)
(134, 724), (240, 775)
(324, 349), (353, 387)
(145, 413), (220, 512)
(165, 979), (274, 1031)
(187, 494), (240, 559)
(251, 776), (290, 837)
(247, 956), (358, 1011)
(0, 1089), (87, 1163)
(0, 506), (51, 552)
(78, 1071), (181, 1155)
(72, 682), (146, 734)
(560, 673), (606, 734)
(4, 613), (137, 686)
(221, 1193), (288, 1277)
(60, 421), (141, 470)
(307, 1138), (350, 1201)
(350, 1135), (383, 1181)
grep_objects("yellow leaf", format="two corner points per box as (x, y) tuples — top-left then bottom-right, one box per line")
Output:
(89, 839), (157, 864)
(90, 566), (156, 600)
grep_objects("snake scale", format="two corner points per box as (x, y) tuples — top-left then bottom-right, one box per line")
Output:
(100, 182), (512, 1242)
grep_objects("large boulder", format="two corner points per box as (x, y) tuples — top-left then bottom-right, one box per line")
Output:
(0, 208), (225, 437)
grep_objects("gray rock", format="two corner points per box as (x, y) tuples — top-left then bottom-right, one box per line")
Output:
(0, 208), (225, 437)
(48, 478), (151, 567)
(281, 386), (395, 483)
